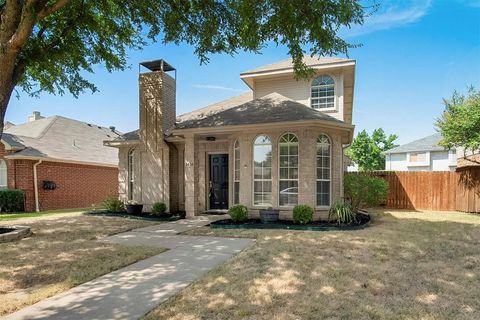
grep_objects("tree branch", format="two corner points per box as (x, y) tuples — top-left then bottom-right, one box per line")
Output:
(37, 0), (70, 20)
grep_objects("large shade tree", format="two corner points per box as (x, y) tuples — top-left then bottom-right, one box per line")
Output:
(0, 0), (366, 135)
(346, 128), (398, 171)
(436, 87), (480, 158)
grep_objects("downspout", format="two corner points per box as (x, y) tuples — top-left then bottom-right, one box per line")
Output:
(341, 144), (351, 199)
(33, 160), (42, 212)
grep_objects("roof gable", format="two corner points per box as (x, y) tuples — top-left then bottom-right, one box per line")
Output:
(385, 133), (450, 154)
(176, 92), (344, 130)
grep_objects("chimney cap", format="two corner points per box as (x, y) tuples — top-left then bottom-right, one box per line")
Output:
(140, 59), (175, 72)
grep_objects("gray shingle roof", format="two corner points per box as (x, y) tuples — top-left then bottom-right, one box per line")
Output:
(176, 92), (344, 129)
(2, 116), (122, 166)
(384, 133), (450, 154)
(241, 56), (354, 75)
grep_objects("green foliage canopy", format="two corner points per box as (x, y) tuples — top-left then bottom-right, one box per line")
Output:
(436, 87), (480, 156)
(346, 128), (398, 171)
(0, 0), (366, 133)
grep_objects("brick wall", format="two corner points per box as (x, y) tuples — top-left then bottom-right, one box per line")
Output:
(0, 142), (118, 212)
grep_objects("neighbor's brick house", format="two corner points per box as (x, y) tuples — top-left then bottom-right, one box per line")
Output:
(106, 57), (355, 219)
(1, 113), (120, 211)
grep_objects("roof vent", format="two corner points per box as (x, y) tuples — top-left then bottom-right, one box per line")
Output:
(27, 111), (44, 122)
(109, 126), (116, 132)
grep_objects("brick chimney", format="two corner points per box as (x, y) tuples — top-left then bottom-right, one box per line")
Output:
(27, 111), (44, 122)
(138, 59), (176, 151)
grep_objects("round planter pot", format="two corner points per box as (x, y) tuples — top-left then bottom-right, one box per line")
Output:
(260, 209), (279, 224)
(126, 204), (144, 215)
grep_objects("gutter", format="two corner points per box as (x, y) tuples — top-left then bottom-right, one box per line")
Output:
(33, 160), (42, 212)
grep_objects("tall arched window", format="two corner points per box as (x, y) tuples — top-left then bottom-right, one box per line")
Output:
(316, 134), (331, 206)
(253, 135), (272, 206)
(128, 149), (135, 200)
(0, 160), (7, 188)
(311, 75), (335, 110)
(233, 140), (240, 204)
(279, 133), (298, 206)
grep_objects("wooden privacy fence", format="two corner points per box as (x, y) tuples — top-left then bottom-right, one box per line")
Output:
(346, 168), (480, 212)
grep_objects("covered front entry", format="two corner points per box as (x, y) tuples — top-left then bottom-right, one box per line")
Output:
(208, 154), (229, 209)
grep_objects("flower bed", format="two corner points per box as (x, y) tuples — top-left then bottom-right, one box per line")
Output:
(210, 212), (370, 231)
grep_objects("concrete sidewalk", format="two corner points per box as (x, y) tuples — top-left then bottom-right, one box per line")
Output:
(4, 217), (254, 320)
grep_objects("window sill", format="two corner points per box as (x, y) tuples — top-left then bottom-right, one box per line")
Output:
(407, 163), (429, 167)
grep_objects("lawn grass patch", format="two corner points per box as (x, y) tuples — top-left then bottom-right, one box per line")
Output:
(0, 214), (164, 316)
(0, 208), (91, 221)
(145, 210), (480, 320)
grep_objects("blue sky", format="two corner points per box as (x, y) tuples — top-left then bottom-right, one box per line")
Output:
(6, 0), (480, 144)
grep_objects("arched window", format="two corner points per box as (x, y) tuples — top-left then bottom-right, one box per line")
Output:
(316, 134), (331, 206)
(128, 149), (135, 200)
(0, 160), (7, 188)
(233, 140), (240, 204)
(279, 133), (298, 206)
(311, 75), (335, 110)
(253, 135), (272, 206)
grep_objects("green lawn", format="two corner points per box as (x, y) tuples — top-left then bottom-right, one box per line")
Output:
(145, 210), (480, 320)
(0, 208), (90, 221)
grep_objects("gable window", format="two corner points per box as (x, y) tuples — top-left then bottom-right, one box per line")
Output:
(0, 160), (7, 188)
(279, 133), (298, 206)
(316, 134), (331, 206)
(311, 75), (335, 110)
(128, 149), (135, 200)
(253, 135), (272, 206)
(233, 140), (240, 204)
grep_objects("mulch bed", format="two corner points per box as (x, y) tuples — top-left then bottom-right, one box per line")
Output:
(85, 211), (184, 222)
(210, 212), (370, 231)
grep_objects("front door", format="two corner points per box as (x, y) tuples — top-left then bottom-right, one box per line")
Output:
(209, 154), (229, 209)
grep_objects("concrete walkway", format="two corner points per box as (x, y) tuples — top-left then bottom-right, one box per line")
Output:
(4, 217), (254, 320)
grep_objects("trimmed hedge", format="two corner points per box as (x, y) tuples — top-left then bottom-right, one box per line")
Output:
(102, 196), (125, 212)
(152, 202), (167, 216)
(293, 204), (314, 224)
(0, 189), (25, 212)
(228, 204), (248, 222)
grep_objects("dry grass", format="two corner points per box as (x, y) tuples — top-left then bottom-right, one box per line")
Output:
(0, 215), (164, 316)
(146, 210), (480, 320)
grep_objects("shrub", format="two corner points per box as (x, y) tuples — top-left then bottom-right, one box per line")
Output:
(292, 204), (314, 224)
(329, 200), (356, 225)
(102, 196), (125, 212)
(0, 189), (24, 212)
(228, 204), (248, 222)
(151, 202), (167, 216)
(344, 174), (388, 212)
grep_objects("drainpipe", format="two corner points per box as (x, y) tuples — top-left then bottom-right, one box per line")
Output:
(341, 144), (351, 199)
(33, 160), (42, 212)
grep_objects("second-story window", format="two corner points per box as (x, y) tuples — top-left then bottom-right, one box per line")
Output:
(311, 75), (335, 110)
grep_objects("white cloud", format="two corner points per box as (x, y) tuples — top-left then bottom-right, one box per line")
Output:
(192, 84), (247, 93)
(342, 0), (432, 37)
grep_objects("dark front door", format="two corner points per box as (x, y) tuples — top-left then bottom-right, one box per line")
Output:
(209, 154), (229, 209)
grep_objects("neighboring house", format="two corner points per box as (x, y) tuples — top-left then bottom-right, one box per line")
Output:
(384, 133), (457, 171)
(1, 112), (121, 211)
(105, 57), (356, 219)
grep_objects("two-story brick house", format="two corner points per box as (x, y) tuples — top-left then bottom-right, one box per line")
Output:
(106, 57), (356, 219)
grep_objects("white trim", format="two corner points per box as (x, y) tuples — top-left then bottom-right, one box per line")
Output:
(407, 151), (430, 167)
(278, 132), (299, 208)
(33, 160), (43, 212)
(240, 61), (356, 78)
(310, 74), (337, 112)
(316, 133), (332, 208)
(252, 134), (273, 207)
(233, 139), (240, 205)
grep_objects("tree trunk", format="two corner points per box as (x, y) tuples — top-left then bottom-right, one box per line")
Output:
(0, 53), (18, 138)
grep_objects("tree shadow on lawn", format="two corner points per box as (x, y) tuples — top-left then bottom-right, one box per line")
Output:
(0, 215), (162, 316)
(145, 211), (480, 320)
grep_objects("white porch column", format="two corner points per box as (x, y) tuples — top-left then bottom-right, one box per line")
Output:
(184, 134), (197, 218)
